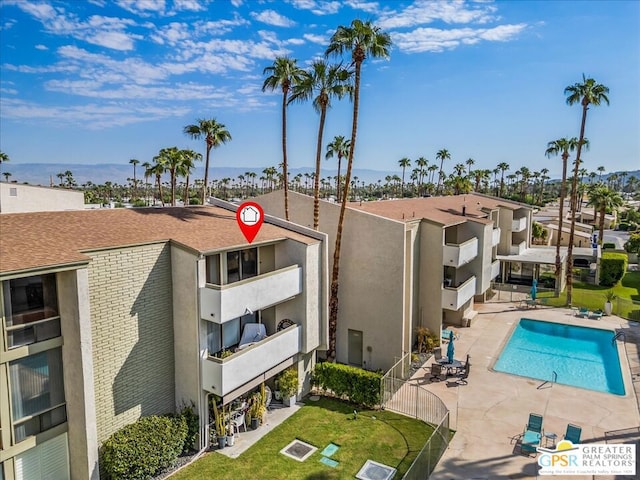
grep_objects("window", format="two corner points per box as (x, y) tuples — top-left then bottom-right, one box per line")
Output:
(9, 349), (67, 442)
(2, 275), (61, 348)
(226, 248), (257, 283)
(207, 313), (258, 356)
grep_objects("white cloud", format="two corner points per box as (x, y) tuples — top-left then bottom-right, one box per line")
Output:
(392, 23), (527, 53)
(377, 0), (498, 30)
(251, 10), (296, 27)
(172, 0), (208, 12)
(230, 0), (243, 6)
(35, 44), (49, 50)
(344, 0), (380, 14)
(289, 0), (341, 15)
(114, 0), (167, 16)
(303, 33), (327, 45)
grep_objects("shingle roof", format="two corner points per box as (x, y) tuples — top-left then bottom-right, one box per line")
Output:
(0, 206), (317, 275)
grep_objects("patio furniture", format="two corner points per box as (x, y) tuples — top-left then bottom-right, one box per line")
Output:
(238, 323), (267, 349)
(563, 424), (582, 444)
(521, 413), (544, 454)
(231, 411), (246, 434)
(544, 432), (557, 448)
(577, 307), (590, 318)
(441, 328), (459, 342)
(433, 347), (449, 364)
(455, 361), (470, 384)
(589, 310), (603, 320)
(429, 363), (446, 382)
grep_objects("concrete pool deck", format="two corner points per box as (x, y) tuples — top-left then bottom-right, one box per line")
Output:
(419, 300), (640, 480)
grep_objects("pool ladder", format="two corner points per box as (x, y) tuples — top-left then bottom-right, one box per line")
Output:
(537, 371), (557, 390)
(612, 331), (625, 345)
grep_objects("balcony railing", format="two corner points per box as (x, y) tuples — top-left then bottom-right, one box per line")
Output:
(442, 238), (478, 268)
(201, 265), (302, 324)
(202, 325), (301, 396)
(492, 227), (501, 247)
(490, 260), (500, 279)
(442, 276), (476, 311)
(510, 240), (527, 255)
(512, 217), (527, 232)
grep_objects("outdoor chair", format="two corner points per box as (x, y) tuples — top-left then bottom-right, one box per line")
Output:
(433, 347), (447, 364)
(429, 363), (446, 382)
(563, 424), (582, 444)
(578, 307), (590, 318)
(231, 411), (246, 434)
(521, 413), (544, 454)
(456, 361), (471, 385)
(589, 310), (603, 320)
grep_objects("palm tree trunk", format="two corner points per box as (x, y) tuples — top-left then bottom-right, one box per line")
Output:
(336, 157), (342, 202)
(598, 206), (606, 246)
(566, 104), (589, 306)
(555, 153), (568, 294)
(313, 107), (327, 230)
(184, 175), (190, 206)
(281, 90), (290, 221)
(327, 60), (362, 362)
(202, 145), (211, 205)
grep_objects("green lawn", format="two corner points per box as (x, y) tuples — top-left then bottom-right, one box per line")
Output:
(538, 271), (640, 319)
(172, 397), (434, 480)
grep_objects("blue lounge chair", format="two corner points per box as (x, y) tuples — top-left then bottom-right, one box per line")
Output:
(521, 413), (544, 454)
(577, 307), (589, 318)
(564, 424), (582, 444)
(589, 310), (603, 320)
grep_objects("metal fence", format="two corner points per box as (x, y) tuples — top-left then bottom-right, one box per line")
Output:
(403, 411), (450, 480)
(380, 352), (412, 404)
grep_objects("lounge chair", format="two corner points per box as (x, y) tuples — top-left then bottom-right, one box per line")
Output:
(441, 328), (459, 342)
(521, 413), (544, 454)
(564, 424), (582, 444)
(589, 310), (603, 320)
(577, 307), (590, 318)
(429, 363), (446, 382)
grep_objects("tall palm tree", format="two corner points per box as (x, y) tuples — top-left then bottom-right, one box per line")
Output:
(497, 162), (509, 197)
(564, 75), (609, 305)
(129, 158), (140, 200)
(148, 158), (166, 206)
(325, 19), (391, 361)
(0, 151), (9, 176)
(537, 168), (549, 204)
(184, 119), (232, 205)
(588, 186), (623, 247)
(262, 57), (304, 221)
(465, 158), (475, 176)
(398, 157), (411, 198)
(415, 156), (428, 196)
(435, 149), (450, 195)
(545, 137), (581, 289)
(597, 166), (605, 182)
(326, 135), (351, 202)
(154, 147), (185, 206)
(289, 60), (352, 229)
(141, 161), (151, 206)
(177, 149), (202, 206)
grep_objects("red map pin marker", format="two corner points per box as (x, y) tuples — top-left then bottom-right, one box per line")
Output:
(236, 201), (264, 243)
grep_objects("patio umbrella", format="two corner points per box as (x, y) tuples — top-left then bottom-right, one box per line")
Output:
(530, 279), (538, 301)
(446, 330), (455, 363)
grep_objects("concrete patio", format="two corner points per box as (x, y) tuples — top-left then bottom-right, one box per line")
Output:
(417, 300), (640, 480)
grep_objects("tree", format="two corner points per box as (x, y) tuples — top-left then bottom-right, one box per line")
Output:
(177, 149), (202, 206)
(326, 135), (351, 202)
(466, 158), (475, 176)
(624, 232), (640, 254)
(597, 165), (605, 182)
(154, 147), (185, 206)
(184, 119), (232, 205)
(435, 149), (451, 195)
(545, 137), (581, 289)
(129, 158), (140, 200)
(147, 160), (166, 206)
(3, 172), (11, 182)
(141, 161), (151, 205)
(325, 19), (391, 361)
(588, 186), (623, 247)
(398, 157), (411, 198)
(0, 151), (9, 175)
(497, 162), (509, 197)
(289, 60), (352, 229)
(564, 75), (610, 306)
(262, 57), (304, 221)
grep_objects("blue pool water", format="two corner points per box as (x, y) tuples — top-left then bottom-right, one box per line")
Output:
(494, 319), (625, 395)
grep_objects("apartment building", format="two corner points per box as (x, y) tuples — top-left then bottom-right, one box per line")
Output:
(256, 191), (532, 371)
(0, 203), (327, 480)
(0, 183), (85, 214)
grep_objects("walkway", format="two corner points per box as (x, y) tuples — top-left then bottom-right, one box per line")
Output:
(411, 300), (640, 480)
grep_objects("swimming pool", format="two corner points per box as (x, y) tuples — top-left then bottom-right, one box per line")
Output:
(494, 319), (625, 395)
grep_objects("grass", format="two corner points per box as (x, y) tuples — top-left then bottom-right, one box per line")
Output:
(538, 271), (640, 319)
(171, 397), (434, 480)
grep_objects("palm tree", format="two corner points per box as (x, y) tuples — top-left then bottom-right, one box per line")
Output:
(148, 159), (166, 206)
(537, 168), (549, 204)
(415, 156), (428, 196)
(3, 172), (12, 182)
(497, 162), (509, 197)
(184, 119), (232, 205)
(262, 57), (304, 221)
(588, 186), (623, 247)
(0, 151), (9, 176)
(466, 158), (475, 176)
(398, 157), (411, 198)
(129, 158), (140, 201)
(154, 147), (185, 206)
(289, 60), (352, 229)
(325, 19), (391, 361)
(326, 135), (351, 202)
(597, 166), (605, 182)
(545, 137), (581, 289)
(435, 149), (451, 195)
(177, 149), (202, 206)
(564, 75), (609, 305)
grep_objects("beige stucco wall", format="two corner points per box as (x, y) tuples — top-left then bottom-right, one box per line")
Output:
(87, 243), (175, 444)
(0, 183), (85, 213)
(418, 220), (444, 336)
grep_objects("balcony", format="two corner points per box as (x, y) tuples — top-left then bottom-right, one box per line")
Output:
(442, 275), (476, 311)
(510, 240), (527, 255)
(512, 216), (527, 232)
(202, 325), (301, 396)
(442, 238), (478, 268)
(201, 265), (302, 324)
(490, 260), (501, 279)
(492, 227), (501, 247)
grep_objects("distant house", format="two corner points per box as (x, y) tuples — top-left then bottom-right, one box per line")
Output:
(0, 183), (85, 213)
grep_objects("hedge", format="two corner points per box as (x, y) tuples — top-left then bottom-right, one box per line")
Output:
(599, 252), (628, 287)
(312, 362), (382, 407)
(100, 415), (187, 480)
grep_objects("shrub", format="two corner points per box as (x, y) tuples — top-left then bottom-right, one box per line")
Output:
(624, 232), (640, 254)
(176, 402), (199, 454)
(599, 252), (628, 287)
(312, 362), (382, 407)
(277, 367), (299, 398)
(618, 222), (629, 231)
(100, 415), (187, 480)
(602, 242), (616, 250)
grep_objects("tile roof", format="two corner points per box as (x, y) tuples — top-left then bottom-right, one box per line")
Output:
(348, 193), (523, 226)
(0, 206), (317, 275)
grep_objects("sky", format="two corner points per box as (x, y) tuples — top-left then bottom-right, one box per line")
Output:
(1, 0), (639, 181)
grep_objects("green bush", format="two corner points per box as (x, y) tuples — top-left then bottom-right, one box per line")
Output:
(599, 252), (628, 287)
(100, 415), (187, 480)
(312, 362), (382, 408)
(176, 402), (199, 454)
(618, 222), (629, 231)
(602, 242), (616, 250)
(625, 232), (640, 254)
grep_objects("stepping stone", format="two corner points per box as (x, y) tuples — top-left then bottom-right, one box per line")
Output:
(321, 443), (339, 457)
(320, 456), (339, 468)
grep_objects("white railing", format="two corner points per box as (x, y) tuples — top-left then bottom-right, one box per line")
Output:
(200, 265), (301, 324)
(442, 237), (478, 267)
(202, 325), (301, 396)
(490, 260), (500, 279)
(512, 216), (527, 232)
(509, 240), (527, 255)
(442, 275), (476, 311)
(492, 227), (501, 246)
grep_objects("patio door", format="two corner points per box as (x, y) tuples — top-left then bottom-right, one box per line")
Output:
(348, 329), (363, 367)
